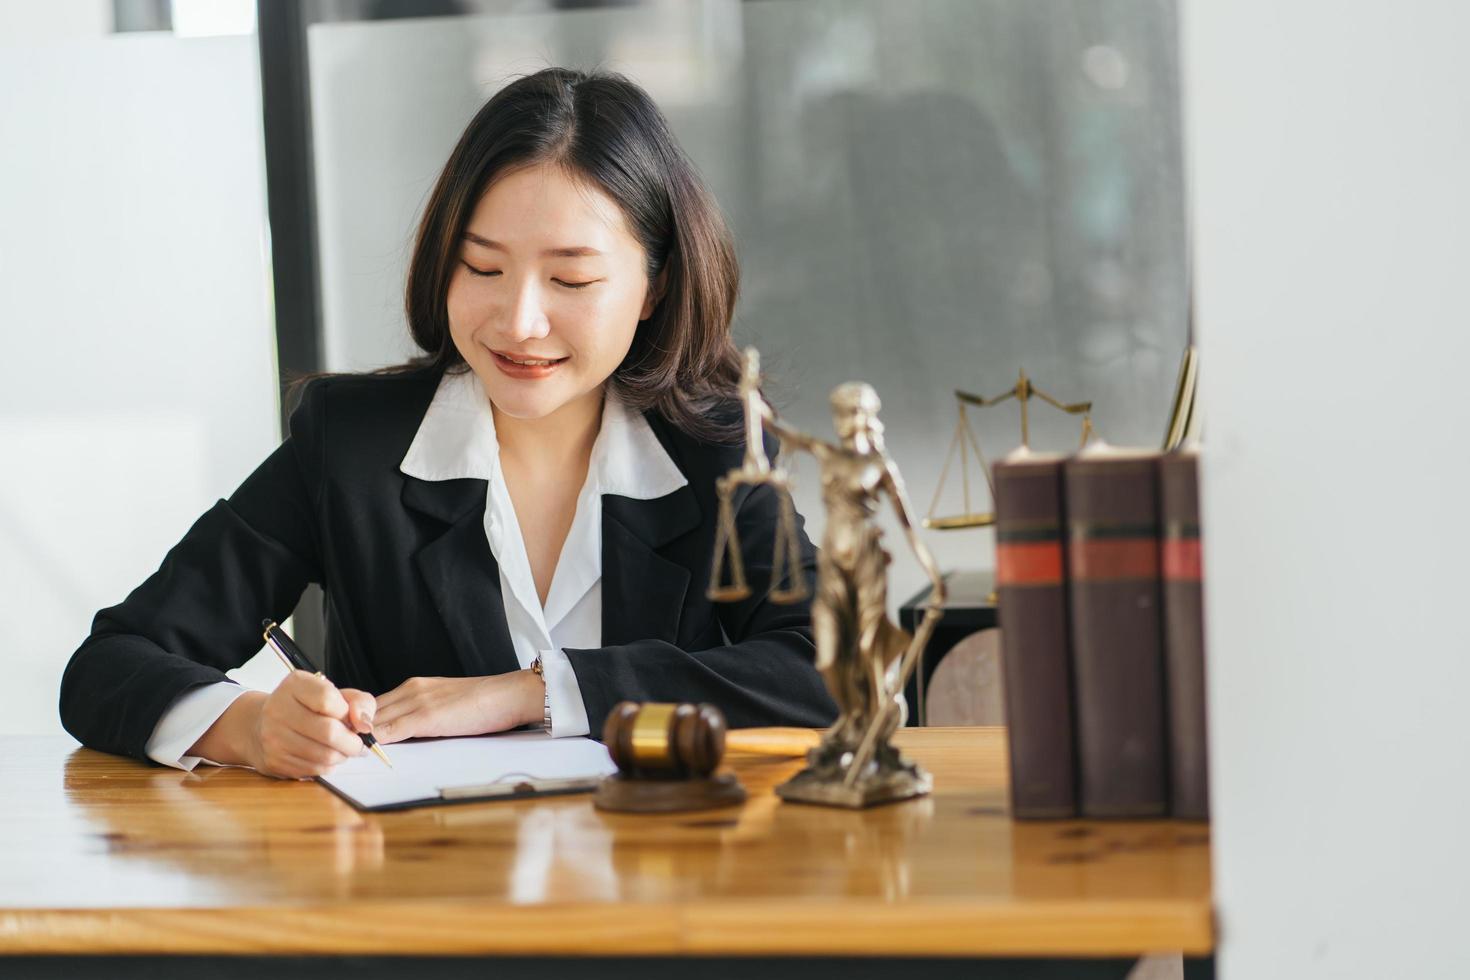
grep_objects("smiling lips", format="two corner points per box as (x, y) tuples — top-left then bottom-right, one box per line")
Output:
(490, 348), (568, 380)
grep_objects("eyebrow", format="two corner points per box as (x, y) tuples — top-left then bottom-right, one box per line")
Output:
(462, 232), (604, 258)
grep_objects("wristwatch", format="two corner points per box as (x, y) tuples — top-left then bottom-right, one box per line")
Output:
(530, 655), (552, 734)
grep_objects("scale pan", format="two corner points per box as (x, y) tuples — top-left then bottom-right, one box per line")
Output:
(922, 513), (995, 530)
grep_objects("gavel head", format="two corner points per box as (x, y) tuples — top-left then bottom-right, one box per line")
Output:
(602, 702), (727, 780)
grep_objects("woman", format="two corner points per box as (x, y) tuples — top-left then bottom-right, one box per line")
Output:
(59, 68), (836, 779)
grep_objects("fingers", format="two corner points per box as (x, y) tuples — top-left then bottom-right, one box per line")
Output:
(286, 670), (350, 718)
(297, 710), (368, 758)
(372, 699), (420, 744)
(372, 712), (409, 744)
(271, 725), (351, 768)
(276, 672), (361, 754)
(370, 675), (513, 743)
(260, 710), (360, 763)
(372, 678), (423, 743)
(253, 672), (366, 778)
(373, 675), (423, 713)
(341, 689), (377, 734)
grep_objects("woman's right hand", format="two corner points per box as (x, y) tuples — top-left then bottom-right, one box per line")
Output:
(241, 671), (377, 779)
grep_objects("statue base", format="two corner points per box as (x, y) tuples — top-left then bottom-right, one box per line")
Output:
(775, 738), (933, 809)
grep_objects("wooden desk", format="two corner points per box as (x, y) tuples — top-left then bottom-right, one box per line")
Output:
(0, 728), (1211, 969)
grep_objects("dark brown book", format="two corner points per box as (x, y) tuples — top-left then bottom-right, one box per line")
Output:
(994, 453), (1077, 819)
(1064, 449), (1168, 818)
(1160, 449), (1209, 820)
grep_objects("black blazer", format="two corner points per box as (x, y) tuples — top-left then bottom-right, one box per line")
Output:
(59, 367), (836, 762)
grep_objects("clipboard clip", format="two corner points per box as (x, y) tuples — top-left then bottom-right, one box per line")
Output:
(437, 775), (601, 801)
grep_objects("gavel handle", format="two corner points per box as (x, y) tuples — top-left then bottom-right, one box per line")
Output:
(724, 728), (822, 757)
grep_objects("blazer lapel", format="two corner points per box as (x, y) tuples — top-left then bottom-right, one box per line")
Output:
(402, 475), (520, 677)
(601, 486), (701, 647)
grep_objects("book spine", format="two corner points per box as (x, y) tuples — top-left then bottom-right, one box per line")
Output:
(1065, 455), (1168, 818)
(1160, 453), (1210, 820)
(994, 459), (1077, 819)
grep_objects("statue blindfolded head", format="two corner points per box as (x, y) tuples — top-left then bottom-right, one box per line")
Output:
(830, 382), (884, 444)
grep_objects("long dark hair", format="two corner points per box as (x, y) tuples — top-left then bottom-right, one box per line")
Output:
(399, 67), (743, 443)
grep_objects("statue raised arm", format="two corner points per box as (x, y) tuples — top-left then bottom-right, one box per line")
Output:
(735, 348), (828, 468)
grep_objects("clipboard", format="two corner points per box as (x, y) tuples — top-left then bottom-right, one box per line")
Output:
(316, 730), (619, 813)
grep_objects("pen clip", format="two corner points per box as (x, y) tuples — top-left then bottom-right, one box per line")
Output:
(261, 622), (295, 673)
(262, 619), (315, 674)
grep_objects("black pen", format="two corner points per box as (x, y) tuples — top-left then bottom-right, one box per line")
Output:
(261, 619), (393, 768)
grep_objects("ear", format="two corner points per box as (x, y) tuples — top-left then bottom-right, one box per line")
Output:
(640, 267), (669, 321)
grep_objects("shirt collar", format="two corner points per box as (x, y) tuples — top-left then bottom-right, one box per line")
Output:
(399, 368), (687, 500)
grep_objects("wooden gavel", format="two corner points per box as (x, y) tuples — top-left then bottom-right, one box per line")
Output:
(601, 701), (726, 780)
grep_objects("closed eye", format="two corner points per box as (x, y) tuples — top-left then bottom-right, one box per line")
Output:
(461, 263), (596, 289)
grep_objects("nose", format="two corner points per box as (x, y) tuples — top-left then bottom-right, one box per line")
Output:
(501, 275), (551, 343)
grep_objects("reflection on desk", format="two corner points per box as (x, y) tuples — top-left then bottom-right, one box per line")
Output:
(0, 729), (1211, 958)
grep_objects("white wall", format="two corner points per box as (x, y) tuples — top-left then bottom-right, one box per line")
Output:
(0, 34), (280, 736)
(1183, 2), (1470, 977)
(0, 1), (111, 41)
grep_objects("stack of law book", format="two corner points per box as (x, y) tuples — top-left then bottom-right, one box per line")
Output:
(992, 444), (1208, 821)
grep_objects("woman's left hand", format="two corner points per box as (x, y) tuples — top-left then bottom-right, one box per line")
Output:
(372, 672), (543, 744)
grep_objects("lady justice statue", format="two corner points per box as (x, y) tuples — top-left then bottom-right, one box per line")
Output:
(710, 349), (947, 807)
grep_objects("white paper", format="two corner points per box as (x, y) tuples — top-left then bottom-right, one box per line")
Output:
(320, 730), (618, 810)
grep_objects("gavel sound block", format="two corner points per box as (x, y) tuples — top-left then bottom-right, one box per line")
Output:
(594, 702), (748, 813)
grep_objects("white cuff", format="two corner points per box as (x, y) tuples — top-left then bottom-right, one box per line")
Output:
(144, 682), (252, 771)
(538, 647), (590, 738)
(143, 646), (292, 771)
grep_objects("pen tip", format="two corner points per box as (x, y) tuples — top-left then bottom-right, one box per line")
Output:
(371, 743), (394, 768)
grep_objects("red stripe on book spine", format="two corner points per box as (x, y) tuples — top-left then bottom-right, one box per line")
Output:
(1070, 538), (1159, 581)
(996, 542), (1064, 586)
(1162, 538), (1203, 581)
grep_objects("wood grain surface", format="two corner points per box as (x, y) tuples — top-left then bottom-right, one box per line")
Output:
(0, 728), (1212, 956)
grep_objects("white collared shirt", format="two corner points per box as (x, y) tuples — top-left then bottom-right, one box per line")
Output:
(144, 369), (686, 770)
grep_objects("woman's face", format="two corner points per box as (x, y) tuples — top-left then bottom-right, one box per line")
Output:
(446, 163), (658, 424)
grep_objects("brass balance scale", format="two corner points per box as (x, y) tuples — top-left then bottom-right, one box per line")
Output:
(922, 368), (1096, 531)
(922, 345), (1200, 530)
